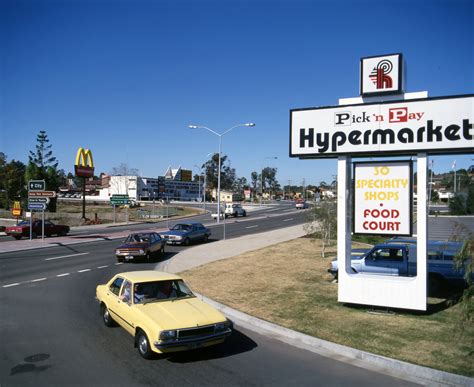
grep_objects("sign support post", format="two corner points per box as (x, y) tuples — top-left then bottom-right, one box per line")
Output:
(30, 213), (33, 241)
(417, 153), (428, 300)
(42, 210), (45, 241)
(337, 156), (352, 292)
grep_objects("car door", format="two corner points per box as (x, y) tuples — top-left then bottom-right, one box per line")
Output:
(115, 279), (136, 335)
(362, 247), (398, 275)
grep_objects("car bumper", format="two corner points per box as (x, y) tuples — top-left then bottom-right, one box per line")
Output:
(153, 329), (232, 351)
(116, 253), (146, 261)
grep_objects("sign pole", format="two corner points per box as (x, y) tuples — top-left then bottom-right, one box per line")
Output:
(82, 177), (86, 219)
(113, 204), (116, 223)
(30, 212), (33, 241)
(41, 211), (44, 240)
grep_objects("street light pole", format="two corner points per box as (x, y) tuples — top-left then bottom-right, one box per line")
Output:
(189, 122), (255, 224)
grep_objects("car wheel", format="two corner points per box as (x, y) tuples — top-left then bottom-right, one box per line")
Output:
(243, 211), (247, 217)
(183, 238), (190, 246)
(160, 245), (165, 254)
(101, 304), (115, 327)
(117, 257), (124, 263)
(31, 232), (37, 239)
(60, 230), (68, 236)
(429, 274), (444, 296)
(146, 252), (151, 262)
(136, 330), (153, 359)
(203, 234), (209, 243)
(13, 236), (21, 240)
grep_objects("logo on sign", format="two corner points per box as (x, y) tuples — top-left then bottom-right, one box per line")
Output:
(12, 201), (22, 217)
(369, 60), (393, 90)
(75, 148), (95, 178)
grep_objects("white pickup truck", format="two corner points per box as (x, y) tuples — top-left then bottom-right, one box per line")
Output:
(211, 203), (247, 219)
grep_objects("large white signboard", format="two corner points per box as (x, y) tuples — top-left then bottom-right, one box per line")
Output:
(354, 161), (412, 236)
(360, 53), (403, 96)
(290, 95), (474, 158)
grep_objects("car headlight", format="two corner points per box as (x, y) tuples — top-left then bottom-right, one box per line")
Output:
(138, 249), (145, 254)
(215, 319), (232, 332)
(159, 330), (177, 341)
(175, 236), (182, 240)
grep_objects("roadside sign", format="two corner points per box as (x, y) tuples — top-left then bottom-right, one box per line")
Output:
(110, 194), (130, 205)
(28, 197), (50, 204)
(28, 180), (46, 191)
(28, 203), (47, 210)
(28, 191), (56, 198)
(12, 201), (22, 217)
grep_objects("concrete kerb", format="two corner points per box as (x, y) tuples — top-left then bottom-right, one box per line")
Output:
(161, 225), (472, 387)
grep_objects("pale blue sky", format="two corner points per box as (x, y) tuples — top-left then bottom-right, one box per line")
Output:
(1, 0), (473, 186)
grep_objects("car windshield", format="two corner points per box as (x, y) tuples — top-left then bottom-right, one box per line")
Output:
(125, 233), (150, 243)
(18, 221), (30, 226)
(171, 224), (191, 231)
(133, 280), (194, 304)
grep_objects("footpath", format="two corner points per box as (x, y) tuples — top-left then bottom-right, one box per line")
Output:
(157, 224), (472, 387)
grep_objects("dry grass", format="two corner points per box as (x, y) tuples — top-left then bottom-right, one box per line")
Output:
(182, 237), (474, 377)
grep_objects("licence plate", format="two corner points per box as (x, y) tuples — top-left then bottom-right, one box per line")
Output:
(125, 256), (133, 261)
(189, 342), (202, 349)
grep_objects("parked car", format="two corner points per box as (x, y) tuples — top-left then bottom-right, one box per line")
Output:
(295, 199), (308, 209)
(96, 271), (233, 359)
(328, 240), (469, 291)
(115, 232), (166, 262)
(5, 220), (70, 240)
(160, 223), (210, 245)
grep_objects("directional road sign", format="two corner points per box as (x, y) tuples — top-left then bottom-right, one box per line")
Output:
(28, 203), (47, 210)
(28, 180), (46, 191)
(28, 191), (56, 198)
(28, 197), (50, 204)
(110, 194), (130, 205)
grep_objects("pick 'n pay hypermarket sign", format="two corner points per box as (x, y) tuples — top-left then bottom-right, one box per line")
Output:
(354, 161), (412, 236)
(290, 95), (474, 158)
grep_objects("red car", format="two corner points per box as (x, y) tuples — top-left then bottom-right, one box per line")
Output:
(5, 220), (70, 240)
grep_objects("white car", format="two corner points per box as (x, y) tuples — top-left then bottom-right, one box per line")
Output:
(224, 203), (247, 217)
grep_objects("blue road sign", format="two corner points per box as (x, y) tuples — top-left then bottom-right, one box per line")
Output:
(28, 203), (47, 210)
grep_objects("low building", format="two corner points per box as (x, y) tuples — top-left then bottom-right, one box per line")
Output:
(98, 166), (201, 202)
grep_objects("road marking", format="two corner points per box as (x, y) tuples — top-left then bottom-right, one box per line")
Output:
(245, 225), (259, 229)
(56, 273), (70, 277)
(78, 269), (91, 273)
(3, 283), (20, 288)
(45, 252), (89, 261)
(30, 278), (47, 282)
(283, 218), (294, 222)
(97, 265), (108, 269)
(115, 262), (123, 265)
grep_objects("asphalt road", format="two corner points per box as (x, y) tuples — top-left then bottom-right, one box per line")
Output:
(0, 204), (414, 386)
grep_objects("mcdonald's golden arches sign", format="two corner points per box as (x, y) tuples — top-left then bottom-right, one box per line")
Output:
(75, 148), (95, 178)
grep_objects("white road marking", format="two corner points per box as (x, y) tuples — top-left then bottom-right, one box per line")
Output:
(31, 278), (47, 282)
(56, 273), (70, 277)
(115, 262), (123, 265)
(283, 218), (294, 222)
(97, 265), (108, 269)
(245, 225), (259, 229)
(45, 252), (89, 261)
(78, 269), (91, 273)
(3, 283), (20, 288)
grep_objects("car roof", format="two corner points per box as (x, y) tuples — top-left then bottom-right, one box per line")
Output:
(175, 222), (203, 226)
(116, 271), (182, 282)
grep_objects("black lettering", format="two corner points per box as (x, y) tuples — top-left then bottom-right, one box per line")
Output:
(335, 113), (350, 125)
(372, 129), (395, 144)
(427, 120), (442, 142)
(445, 125), (460, 141)
(463, 119), (473, 140)
(417, 126), (425, 142)
(316, 132), (329, 153)
(362, 112), (370, 122)
(363, 129), (371, 144)
(332, 132), (346, 152)
(348, 131), (362, 145)
(299, 128), (314, 148)
(398, 128), (413, 143)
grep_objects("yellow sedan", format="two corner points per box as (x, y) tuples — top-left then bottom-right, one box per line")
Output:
(96, 271), (232, 359)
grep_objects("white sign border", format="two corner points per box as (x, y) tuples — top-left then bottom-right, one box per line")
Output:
(360, 53), (404, 96)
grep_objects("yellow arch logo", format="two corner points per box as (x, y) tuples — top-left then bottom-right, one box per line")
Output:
(75, 148), (94, 168)
(75, 148), (95, 178)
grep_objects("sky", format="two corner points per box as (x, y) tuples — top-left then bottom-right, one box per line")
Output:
(1, 0), (473, 187)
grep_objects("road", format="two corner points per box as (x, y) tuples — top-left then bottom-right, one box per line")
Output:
(0, 203), (414, 386)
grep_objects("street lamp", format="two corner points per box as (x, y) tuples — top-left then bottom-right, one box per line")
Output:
(189, 123), (255, 223)
(261, 156), (278, 205)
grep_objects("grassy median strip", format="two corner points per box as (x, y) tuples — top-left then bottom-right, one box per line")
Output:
(182, 237), (473, 377)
